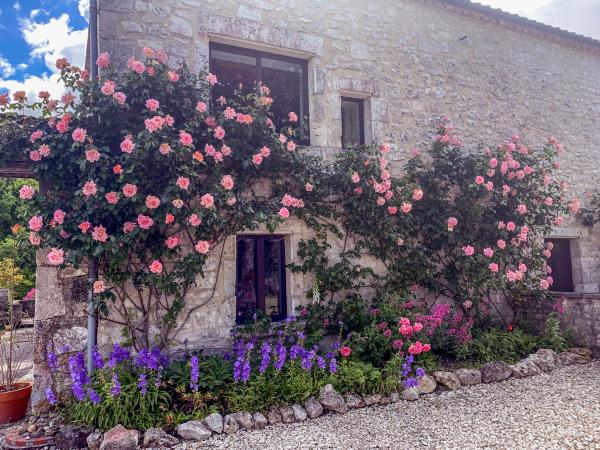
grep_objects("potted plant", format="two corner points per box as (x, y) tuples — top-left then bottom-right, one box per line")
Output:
(0, 227), (32, 423)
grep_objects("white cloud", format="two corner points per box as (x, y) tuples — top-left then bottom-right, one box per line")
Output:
(0, 55), (16, 78)
(16, 63), (28, 71)
(21, 13), (87, 73)
(0, 73), (65, 102)
(78, 0), (90, 22)
(13, 1), (20, 12)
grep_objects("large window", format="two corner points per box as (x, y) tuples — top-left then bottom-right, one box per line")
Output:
(209, 43), (309, 143)
(545, 238), (574, 292)
(341, 97), (364, 146)
(236, 235), (287, 323)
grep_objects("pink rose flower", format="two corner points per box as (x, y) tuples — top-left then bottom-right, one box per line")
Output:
(82, 181), (97, 197)
(149, 260), (163, 274)
(19, 185), (35, 200)
(113, 92), (126, 104)
(517, 204), (527, 215)
(105, 192), (119, 204)
(463, 245), (475, 256)
(388, 206), (397, 215)
(497, 239), (506, 249)
(166, 236), (180, 249)
(85, 148), (100, 162)
(159, 143), (171, 155)
(145, 195), (161, 209)
(483, 247), (494, 258)
(47, 248), (64, 265)
(92, 225), (108, 242)
(188, 214), (201, 227)
(287, 141), (296, 151)
(29, 232), (41, 246)
(475, 175), (484, 185)
(179, 130), (193, 146)
(122, 184), (138, 198)
(101, 80), (116, 95)
(195, 240), (210, 254)
(93, 280), (106, 294)
(29, 150), (41, 161)
(165, 214), (175, 224)
(28, 215), (43, 232)
(252, 154), (263, 165)
(447, 217), (458, 231)
(214, 126), (225, 140)
(206, 73), (217, 86)
(168, 70), (179, 82)
(123, 222), (136, 233)
(260, 146), (271, 157)
(196, 101), (207, 113)
(38, 144), (51, 157)
(137, 214), (154, 229)
(305, 183), (314, 192)
(221, 175), (234, 190)
(401, 202), (412, 213)
(96, 52), (110, 68)
(145, 98), (159, 111)
(53, 209), (66, 224)
(200, 193), (214, 208)
(72, 128), (87, 143)
(79, 221), (91, 233)
(177, 177), (190, 189)
(279, 207), (290, 218)
(120, 137), (135, 153)
(506, 222), (516, 231)
(288, 111), (298, 122)
(351, 172), (360, 183)
(412, 189), (423, 201)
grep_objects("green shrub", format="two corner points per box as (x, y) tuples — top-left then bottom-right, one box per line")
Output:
(538, 313), (570, 352)
(455, 327), (538, 364)
(329, 360), (382, 395)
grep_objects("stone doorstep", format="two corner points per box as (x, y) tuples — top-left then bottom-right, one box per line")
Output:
(2, 428), (55, 449)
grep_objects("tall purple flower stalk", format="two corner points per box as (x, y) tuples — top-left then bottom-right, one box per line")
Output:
(92, 346), (104, 369)
(110, 373), (121, 397)
(190, 355), (199, 391)
(108, 343), (130, 368)
(136, 347), (166, 370)
(88, 387), (101, 405)
(138, 373), (148, 396)
(46, 346), (59, 373)
(45, 387), (57, 405)
(259, 342), (271, 374)
(274, 342), (287, 371)
(68, 353), (89, 401)
(327, 352), (337, 374)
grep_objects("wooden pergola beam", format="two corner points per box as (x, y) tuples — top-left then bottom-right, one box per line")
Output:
(0, 161), (35, 179)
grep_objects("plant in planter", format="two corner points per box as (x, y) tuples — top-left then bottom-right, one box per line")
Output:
(0, 229), (32, 423)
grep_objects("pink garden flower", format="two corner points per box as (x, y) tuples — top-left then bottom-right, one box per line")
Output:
(195, 240), (210, 254)
(28, 215), (43, 232)
(206, 73), (218, 86)
(252, 154), (263, 165)
(38, 144), (51, 157)
(120, 136), (135, 153)
(177, 177), (190, 190)
(388, 206), (397, 215)
(29, 150), (41, 161)
(188, 214), (201, 227)
(279, 207), (290, 218)
(123, 222), (136, 233)
(168, 70), (179, 82)
(463, 245), (474, 256)
(72, 128), (87, 143)
(200, 193), (214, 208)
(179, 130), (193, 146)
(85, 148), (100, 162)
(517, 204), (527, 215)
(475, 175), (484, 185)
(221, 175), (234, 190)
(165, 214), (175, 224)
(489, 263), (499, 273)
(145, 195), (161, 209)
(47, 248), (64, 266)
(447, 217), (458, 231)
(506, 221), (516, 231)
(19, 185), (35, 200)
(93, 280), (106, 294)
(165, 236), (180, 249)
(483, 247), (493, 257)
(380, 143), (391, 154)
(287, 141), (296, 151)
(288, 112), (298, 122)
(92, 225), (108, 242)
(96, 52), (110, 68)
(105, 192), (119, 204)
(401, 202), (412, 213)
(137, 214), (154, 229)
(123, 184), (138, 198)
(351, 172), (360, 183)
(149, 260), (163, 274)
(78, 221), (91, 234)
(29, 232), (41, 246)
(497, 239), (506, 249)
(214, 126), (225, 140)
(196, 101), (207, 113)
(145, 98), (160, 111)
(113, 92), (126, 104)
(305, 183), (314, 192)
(260, 146), (271, 157)
(53, 209), (66, 225)
(412, 189), (423, 201)
(101, 80), (116, 95)
(82, 181), (97, 197)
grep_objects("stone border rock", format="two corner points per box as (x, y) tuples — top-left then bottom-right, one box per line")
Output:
(86, 347), (593, 448)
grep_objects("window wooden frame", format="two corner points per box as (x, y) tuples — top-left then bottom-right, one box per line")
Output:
(209, 42), (310, 144)
(341, 96), (365, 146)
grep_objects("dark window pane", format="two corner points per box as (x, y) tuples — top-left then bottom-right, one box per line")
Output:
(341, 98), (364, 146)
(210, 49), (257, 100)
(260, 57), (303, 130)
(236, 238), (258, 319)
(545, 238), (574, 292)
(236, 236), (287, 322)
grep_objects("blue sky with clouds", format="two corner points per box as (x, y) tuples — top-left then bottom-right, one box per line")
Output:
(0, 0), (599, 98)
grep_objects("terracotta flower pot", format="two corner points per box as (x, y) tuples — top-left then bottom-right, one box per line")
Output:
(0, 382), (32, 423)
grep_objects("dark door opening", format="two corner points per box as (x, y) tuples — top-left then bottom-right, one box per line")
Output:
(236, 235), (287, 323)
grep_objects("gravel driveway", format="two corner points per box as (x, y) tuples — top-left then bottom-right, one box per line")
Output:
(198, 361), (600, 450)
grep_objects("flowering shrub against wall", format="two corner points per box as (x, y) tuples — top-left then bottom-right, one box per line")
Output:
(1, 49), (331, 349)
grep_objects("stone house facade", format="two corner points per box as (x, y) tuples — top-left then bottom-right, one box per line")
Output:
(30, 0), (600, 408)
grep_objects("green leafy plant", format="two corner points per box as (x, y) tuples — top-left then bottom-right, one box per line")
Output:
(538, 313), (570, 352)
(456, 327), (539, 364)
(329, 360), (382, 395)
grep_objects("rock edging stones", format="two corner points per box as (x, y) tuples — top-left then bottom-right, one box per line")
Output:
(90, 348), (592, 447)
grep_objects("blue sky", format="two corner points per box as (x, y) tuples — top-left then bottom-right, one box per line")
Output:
(0, 0), (88, 98)
(0, 0), (599, 98)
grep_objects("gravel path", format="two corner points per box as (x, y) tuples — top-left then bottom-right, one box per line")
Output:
(198, 361), (600, 450)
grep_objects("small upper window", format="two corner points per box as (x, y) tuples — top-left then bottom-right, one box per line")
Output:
(209, 43), (309, 143)
(341, 97), (364, 147)
(545, 238), (574, 292)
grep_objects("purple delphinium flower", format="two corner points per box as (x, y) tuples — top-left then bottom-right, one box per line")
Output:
(289, 343), (302, 360)
(416, 367), (426, 378)
(301, 350), (315, 371)
(136, 347), (167, 370)
(108, 343), (130, 368)
(241, 357), (251, 382)
(404, 377), (418, 388)
(68, 353), (89, 401)
(46, 346), (59, 373)
(233, 339), (248, 382)
(92, 346), (104, 369)
(259, 342), (271, 374)
(88, 387), (101, 405)
(274, 342), (287, 371)
(316, 355), (326, 370)
(190, 356), (199, 391)
(138, 373), (148, 396)
(45, 387), (57, 405)
(328, 354), (337, 374)
(110, 373), (121, 397)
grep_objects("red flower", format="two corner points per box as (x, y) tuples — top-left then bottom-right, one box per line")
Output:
(507, 324), (513, 332)
(340, 346), (352, 358)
